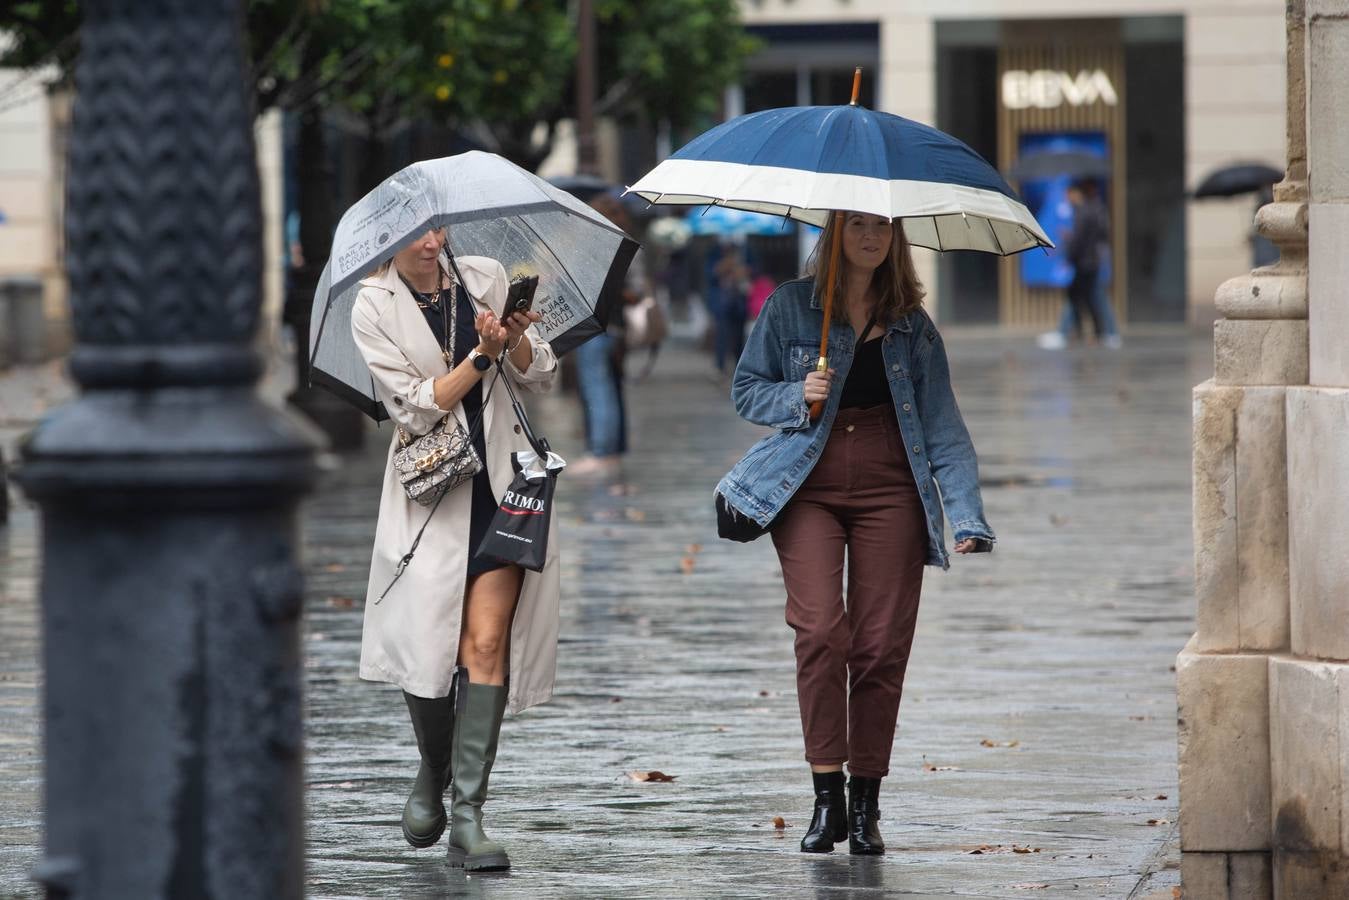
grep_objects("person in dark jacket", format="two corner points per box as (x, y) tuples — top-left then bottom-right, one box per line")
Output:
(1063, 179), (1110, 341)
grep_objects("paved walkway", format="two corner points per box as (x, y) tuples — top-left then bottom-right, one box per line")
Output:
(0, 333), (1208, 898)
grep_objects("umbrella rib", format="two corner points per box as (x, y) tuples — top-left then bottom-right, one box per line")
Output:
(309, 294), (333, 370)
(988, 218), (1007, 257)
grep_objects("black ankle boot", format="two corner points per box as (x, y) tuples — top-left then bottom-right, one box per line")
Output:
(800, 771), (847, 853)
(847, 776), (885, 855)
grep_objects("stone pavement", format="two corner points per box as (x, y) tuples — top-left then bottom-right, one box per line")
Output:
(0, 332), (1209, 899)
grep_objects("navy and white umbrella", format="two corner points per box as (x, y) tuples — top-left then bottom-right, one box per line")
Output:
(629, 71), (1049, 423)
(309, 151), (638, 420)
(628, 103), (1052, 255)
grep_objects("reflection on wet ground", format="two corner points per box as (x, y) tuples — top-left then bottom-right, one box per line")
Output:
(1, 335), (1206, 898)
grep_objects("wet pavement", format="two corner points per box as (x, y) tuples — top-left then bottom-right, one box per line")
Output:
(0, 332), (1209, 898)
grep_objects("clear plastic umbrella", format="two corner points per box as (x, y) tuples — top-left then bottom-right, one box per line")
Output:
(309, 151), (638, 420)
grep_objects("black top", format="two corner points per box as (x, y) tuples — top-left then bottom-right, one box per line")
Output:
(840, 336), (890, 409)
(409, 278), (505, 576)
(409, 280), (484, 430)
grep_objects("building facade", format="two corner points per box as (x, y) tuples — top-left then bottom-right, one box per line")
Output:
(737, 0), (1287, 328)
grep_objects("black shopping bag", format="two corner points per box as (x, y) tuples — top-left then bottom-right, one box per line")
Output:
(473, 450), (563, 572)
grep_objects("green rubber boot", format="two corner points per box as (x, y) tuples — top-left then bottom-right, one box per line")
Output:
(401, 690), (454, 848)
(445, 683), (510, 871)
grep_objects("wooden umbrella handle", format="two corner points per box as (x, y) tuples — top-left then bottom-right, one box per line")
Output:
(809, 209), (846, 422)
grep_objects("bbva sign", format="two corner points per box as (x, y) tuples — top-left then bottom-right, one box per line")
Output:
(1001, 69), (1119, 109)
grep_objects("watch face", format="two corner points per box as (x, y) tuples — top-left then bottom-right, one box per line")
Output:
(473, 353), (492, 371)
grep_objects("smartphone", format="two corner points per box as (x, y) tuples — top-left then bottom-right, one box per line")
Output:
(506, 274), (539, 315)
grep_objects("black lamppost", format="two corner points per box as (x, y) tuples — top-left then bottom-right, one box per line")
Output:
(14, 1), (320, 896)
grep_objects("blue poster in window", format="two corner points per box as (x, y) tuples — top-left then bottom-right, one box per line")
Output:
(1017, 132), (1109, 289)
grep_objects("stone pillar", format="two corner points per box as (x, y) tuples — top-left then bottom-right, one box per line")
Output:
(1274, 1), (1349, 895)
(12, 1), (321, 896)
(1178, 2), (1306, 896)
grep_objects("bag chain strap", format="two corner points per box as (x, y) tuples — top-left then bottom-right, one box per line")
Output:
(396, 264), (458, 447)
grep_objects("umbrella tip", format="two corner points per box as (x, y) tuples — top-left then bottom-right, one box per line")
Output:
(850, 67), (862, 106)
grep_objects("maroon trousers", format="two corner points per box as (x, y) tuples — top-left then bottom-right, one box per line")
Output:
(771, 404), (927, 778)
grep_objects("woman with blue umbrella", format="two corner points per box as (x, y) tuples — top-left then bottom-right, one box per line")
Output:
(631, 71), (1049, 856)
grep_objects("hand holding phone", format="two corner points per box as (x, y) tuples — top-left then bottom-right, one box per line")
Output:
(506, 274), (539, 315)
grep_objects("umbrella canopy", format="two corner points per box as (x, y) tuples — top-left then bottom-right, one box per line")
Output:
(685, 204), (793, 237)
(1008, 149), (1111, 182)
(627, 104), (1052, 255)
(548, 173), (654, 218)
(1193, 163), (1283, 198)
(310, 151), (638, 421)
(546, 172), (614, 200)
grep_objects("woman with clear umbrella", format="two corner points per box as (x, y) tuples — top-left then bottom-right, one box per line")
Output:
(350, 227), (556, 872)
(311, 152), (637, 872)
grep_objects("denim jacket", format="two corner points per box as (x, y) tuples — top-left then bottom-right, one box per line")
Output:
(716, 277), (995, 569)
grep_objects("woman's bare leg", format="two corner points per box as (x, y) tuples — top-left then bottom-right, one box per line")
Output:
(459, 566), (523, 685)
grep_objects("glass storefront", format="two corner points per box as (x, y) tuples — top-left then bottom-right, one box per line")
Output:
(936, 16), (1187, 325)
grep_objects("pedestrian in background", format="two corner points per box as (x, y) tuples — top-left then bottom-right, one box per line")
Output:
(570, 193), (643, 477)
(747, 263), (776, 321)
(710, 236), (751, 380)
(351, 228), (561, 872)
(717, 211), (995, 855)
(1038, 179), (1120, 349)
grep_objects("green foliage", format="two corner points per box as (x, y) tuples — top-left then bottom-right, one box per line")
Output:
(423, 0), (574, 125)
(0, 0), (81, 81)
(0, 0), (757, 166)
(595, 0), (760, 130)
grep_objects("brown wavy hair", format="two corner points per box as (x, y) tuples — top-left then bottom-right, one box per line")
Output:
(806, 214), (925, 325)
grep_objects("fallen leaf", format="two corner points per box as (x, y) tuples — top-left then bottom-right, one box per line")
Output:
(758, 690), (771, 697)
(322, 563), (346, 573)
(686, 543), (703, 554)
(610, 697), (622, 703)
(967, 844), (1040, 855)
(922, 762), (961, 772)
(1012, 884), (1051, 891)
(1172, 888), (1182, 900)
(679, 555), (696, 575)
(629, 770), (677, 783)
(1147, 818), (1171, 826)
(1155, 794), (1168, 800)
(325, 596), (355, 609)
(772, 816), (786, 829)
(980, 739), (1020, 748)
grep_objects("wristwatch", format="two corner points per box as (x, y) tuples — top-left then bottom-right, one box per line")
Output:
(468, 348), (493, 372)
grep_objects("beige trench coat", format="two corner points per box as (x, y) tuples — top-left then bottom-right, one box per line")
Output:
(351, 255), (561, 713)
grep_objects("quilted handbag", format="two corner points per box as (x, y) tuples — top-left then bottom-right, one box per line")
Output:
(392, 418), (482, 506)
